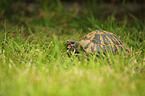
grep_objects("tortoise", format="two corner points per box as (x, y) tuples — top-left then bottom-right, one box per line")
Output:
(67, 30), (130, 56)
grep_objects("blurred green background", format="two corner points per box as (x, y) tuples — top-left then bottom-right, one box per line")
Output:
(0, 0), (145, 21)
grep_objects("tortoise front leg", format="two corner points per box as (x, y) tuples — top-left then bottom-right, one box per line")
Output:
(83, 52), (88, 58)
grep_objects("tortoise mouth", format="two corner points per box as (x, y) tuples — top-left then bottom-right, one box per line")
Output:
(67, 44), (75, 52)
(67, 45), (71, 49)
(67, 40), (79, 54)
(67, 46), (71, 52)
(67, 44), (79, 54)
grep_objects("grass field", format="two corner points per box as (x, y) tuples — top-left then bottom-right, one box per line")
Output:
(0, 1), (145, 96)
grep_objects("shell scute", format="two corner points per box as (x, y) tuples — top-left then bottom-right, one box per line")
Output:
(91, 34), (102, 44)
(79, 30), (130, 54)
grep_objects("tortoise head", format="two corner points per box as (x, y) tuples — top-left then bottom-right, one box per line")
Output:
(67, 40), (80, 54)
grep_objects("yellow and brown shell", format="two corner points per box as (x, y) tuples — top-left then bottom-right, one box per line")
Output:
(79, 30), (130, 54)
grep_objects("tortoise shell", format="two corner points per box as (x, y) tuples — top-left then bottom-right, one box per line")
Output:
(79, 30), (130, 54)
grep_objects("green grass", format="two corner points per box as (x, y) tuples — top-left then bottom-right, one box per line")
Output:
(0, 2), (145, 96)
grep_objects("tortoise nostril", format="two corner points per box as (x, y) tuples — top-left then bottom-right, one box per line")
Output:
(67, 40), (70, 43)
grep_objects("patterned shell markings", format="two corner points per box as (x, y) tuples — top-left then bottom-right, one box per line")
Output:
(79, 30), (130, 54)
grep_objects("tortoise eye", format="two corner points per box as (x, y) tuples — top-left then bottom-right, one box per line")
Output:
(71, 42), (75, 44)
